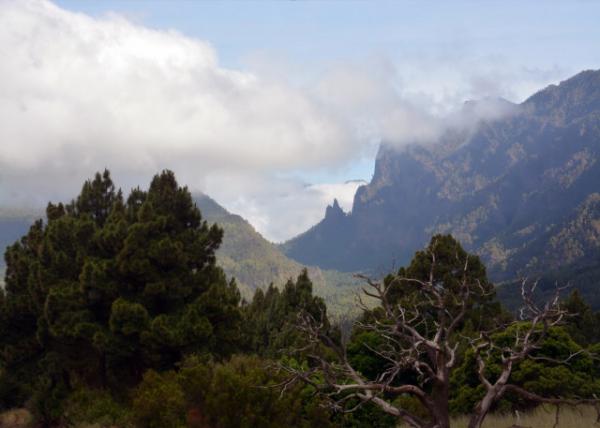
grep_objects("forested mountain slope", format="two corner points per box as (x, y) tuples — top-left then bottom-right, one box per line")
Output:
(194, 194), (360, 312)
(0, 196), (360, 312)
(282, 70), (600, 303)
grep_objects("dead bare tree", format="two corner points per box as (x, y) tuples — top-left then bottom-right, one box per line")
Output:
(278, 237), (599, 428)
(465, 279), (599, 428)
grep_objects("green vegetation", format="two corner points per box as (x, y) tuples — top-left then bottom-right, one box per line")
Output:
(195, 194), (363, 315)
(450, 324), (600, 414)
(0, 170), (242, 423)
(242, 269), (329, 358)
(280, 235), (600, 427)
(498, 253), (600, 312)
(1, 171), (599, 427)
(0, 196), (361, 317)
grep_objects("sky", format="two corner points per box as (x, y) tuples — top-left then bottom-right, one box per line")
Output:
(1, 0), (600, 242)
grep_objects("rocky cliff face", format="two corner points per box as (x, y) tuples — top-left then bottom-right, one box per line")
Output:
(282, 70), (600, 281)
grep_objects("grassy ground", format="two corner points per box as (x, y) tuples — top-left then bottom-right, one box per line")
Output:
(3, 405), (599, 427)
(0, 409), (32, 428)
(450, 405), (599, 428)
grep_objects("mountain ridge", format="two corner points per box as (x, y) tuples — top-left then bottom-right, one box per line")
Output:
(194, 194), (360, 312)
(281, 69), (600, 298)
(0, 195), (361, 314)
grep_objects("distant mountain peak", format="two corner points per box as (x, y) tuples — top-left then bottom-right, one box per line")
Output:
(194, 193), (230, 219)
(282, 68), (600, 289)
(564, 69), (600, 83)
(524, 69), (600, 124)
(325, 198), (345, 220)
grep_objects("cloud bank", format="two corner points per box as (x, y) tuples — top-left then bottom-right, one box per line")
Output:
(0, 0), (419, 240)
(0, 1), (570, 241)
(0, 1), (353, 183)
(204, 174), (365, 242)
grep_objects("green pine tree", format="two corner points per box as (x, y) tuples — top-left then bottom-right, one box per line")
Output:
(0, 170), (242, 416)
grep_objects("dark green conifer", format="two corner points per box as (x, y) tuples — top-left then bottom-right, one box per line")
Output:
(0, 170), (242, 414)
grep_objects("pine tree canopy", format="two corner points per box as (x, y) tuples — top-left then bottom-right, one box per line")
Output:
(0, 170), (242, 403)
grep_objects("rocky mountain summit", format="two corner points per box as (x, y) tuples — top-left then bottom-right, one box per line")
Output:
(283, 70), (600, 288)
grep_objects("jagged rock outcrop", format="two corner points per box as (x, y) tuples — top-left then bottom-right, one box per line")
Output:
(282, 70), (600, 284)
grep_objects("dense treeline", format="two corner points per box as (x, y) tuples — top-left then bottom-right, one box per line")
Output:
(1, 171), (599, 427)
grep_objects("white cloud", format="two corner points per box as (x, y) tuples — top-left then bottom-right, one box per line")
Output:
(204, 174), (364, 242)
(0, 0), (426, 241)
(0, 1), (579, 242)
(0, 1), (359, 197)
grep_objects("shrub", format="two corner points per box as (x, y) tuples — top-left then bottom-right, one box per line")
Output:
(64, 388), (130, 427)
(178, 354), (333, 428)
(132, 370), (186, 428)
